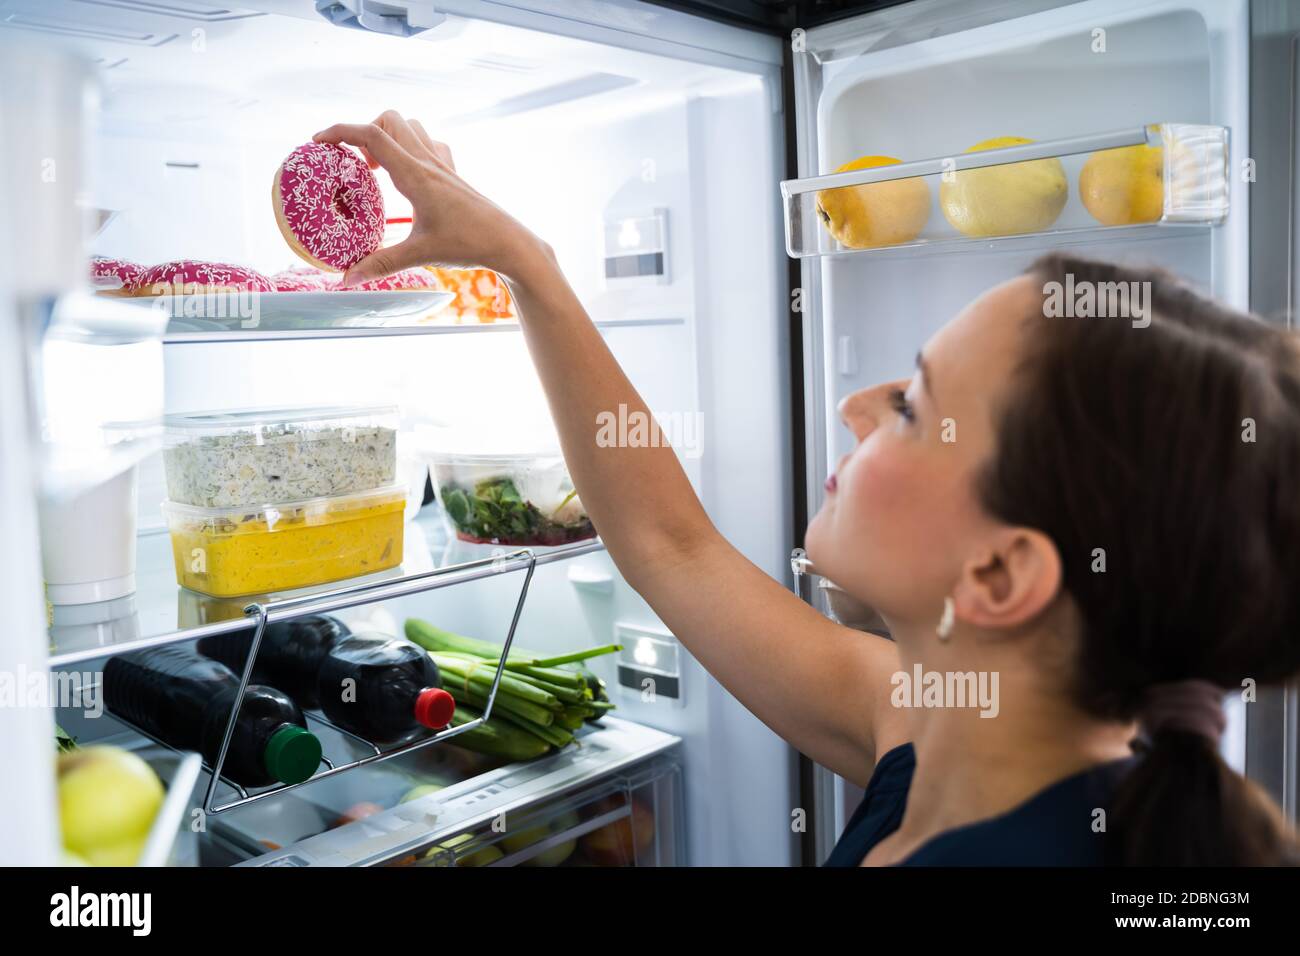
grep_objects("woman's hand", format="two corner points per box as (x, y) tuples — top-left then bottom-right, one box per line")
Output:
(314, 111), (545, 287)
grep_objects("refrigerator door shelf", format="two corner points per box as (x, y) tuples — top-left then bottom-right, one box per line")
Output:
(790, 550), (889, 636)
(781, 123), (1229, 259)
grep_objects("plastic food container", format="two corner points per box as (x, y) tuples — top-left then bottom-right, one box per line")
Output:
(163, 405), (398, 509)
(161, 484), (406, 597)
(428, 452), (595, 547)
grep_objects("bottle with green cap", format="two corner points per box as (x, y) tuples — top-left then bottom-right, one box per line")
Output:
(104, 646), (322, 787)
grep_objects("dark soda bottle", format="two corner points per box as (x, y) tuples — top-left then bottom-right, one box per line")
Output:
(316, 632), (455, 744)
(103, 646), (322, 787)
(198, 615), (350, 709)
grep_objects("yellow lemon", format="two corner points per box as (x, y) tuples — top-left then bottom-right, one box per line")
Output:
(1079, 143), (1164, 226)
(939, 136), (1068, 237)
(815, 155), (930, 249)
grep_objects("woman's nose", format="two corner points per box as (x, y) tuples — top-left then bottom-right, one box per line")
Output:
(837, 388), (879, 441)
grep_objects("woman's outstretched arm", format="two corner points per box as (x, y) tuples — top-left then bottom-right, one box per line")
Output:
(315, 113), (906, 786)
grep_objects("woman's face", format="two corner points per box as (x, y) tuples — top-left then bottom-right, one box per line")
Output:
(804, 275), (1039, 629)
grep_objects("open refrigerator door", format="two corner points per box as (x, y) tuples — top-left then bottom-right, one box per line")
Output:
(782, 0), (1254, 861)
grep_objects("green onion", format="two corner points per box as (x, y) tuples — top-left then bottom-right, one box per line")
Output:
(405, 619), (542, 664)
(431, 654), (561, 709)
(502, 662), (586, 689)
(530, 644), (623, 667)
(448, 706), (551, 761)
(506, 671), (588, 704)
(491, 708), (575, 749)
(445, 681), (556, 727)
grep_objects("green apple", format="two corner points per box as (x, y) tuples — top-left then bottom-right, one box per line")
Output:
(398, 784), (444, 804)
(498, 811), (579, 866)
(499, 824), (547, 855)
(523, 811), (579, 867)
(58, 746), (163, 866)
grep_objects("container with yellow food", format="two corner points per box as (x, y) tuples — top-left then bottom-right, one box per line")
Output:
(161, 485), (406, 598)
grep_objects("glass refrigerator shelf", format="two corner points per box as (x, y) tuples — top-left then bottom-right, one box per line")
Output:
(781, 123), (1230, 259)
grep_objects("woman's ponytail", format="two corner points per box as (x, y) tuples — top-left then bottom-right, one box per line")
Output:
(1109, 730), (1296, 866)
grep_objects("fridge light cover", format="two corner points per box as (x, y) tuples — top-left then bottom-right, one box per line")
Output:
(616, 622), (682, 703)
(603, 209), (670, 285)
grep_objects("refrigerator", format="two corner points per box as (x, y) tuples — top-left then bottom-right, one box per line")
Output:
(0, 0), (1294, 867)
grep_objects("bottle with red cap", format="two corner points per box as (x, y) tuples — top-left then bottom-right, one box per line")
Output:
(316, 632), (455, 745)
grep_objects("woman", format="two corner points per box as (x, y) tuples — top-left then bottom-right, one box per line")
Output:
(316, 112), (1299, 866)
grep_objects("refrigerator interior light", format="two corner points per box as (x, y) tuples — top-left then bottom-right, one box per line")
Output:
(603, 208), (669, 285)
(633, 638), (659, 667)
(618, 219), (643, 249)
(615, 622), (682, 703)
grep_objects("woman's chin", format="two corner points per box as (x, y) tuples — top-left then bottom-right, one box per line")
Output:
(803, 510), (832, 563)
(803, 513), (857, 581)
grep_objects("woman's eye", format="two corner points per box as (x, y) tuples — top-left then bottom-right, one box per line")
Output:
(887, 388), (916, 423)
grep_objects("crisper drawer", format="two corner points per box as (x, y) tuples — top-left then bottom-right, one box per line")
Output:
(417, 756), (681, 868)
(211, 716), (680, 867)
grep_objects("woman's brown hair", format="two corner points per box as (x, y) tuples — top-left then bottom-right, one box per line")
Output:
(979, 252), (1300, 865)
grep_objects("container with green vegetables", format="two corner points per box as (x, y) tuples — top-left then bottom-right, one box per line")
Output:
(427, 451), (595, 547)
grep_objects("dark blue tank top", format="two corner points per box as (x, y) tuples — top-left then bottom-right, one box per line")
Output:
(823, 743), (1138, 866)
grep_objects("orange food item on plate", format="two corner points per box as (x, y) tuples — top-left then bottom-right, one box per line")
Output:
(426, 267), (515, 323)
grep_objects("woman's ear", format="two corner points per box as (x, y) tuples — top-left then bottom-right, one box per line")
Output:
(951, 528), (1062, 631)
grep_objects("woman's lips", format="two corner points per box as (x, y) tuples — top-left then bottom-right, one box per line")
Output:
(825, 473), (837, 493)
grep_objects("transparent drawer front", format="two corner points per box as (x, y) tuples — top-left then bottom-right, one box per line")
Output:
(409, 755), (682, 868)
(136, 747), (204, 867)
(781, 123), (1229, 259)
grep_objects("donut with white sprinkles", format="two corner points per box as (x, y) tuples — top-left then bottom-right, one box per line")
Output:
(273, 142), (385, 272)
(91, 257), (145, 295)
(133, 260), (275, 296)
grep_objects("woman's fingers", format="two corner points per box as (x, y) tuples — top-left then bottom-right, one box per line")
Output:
(409, 119), (456, 172)
(313, 122), (421, 187)
(406, 118), (435, 152)
(339, 237), (426, 289)
(373, 110), (434, 162)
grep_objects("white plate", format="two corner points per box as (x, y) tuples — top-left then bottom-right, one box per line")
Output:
(121, 290), (453, 332)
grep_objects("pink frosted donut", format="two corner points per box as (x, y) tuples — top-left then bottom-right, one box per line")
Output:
(133, 260), (275, 296)
(270, 267), (335, 292)
(351, 268), (441, 292)
(91, 256), (145, 295)
(273, 142), (384, 272)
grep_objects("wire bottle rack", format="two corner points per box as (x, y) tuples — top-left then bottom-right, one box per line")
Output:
(107, 546), (540, 815)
